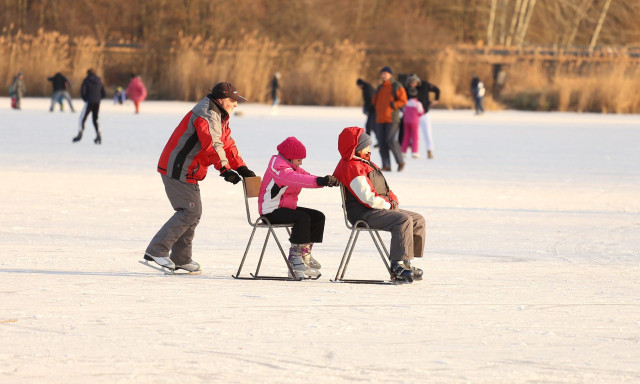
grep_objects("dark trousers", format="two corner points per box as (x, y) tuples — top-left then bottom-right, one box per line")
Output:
(365, 111), (377, 140)
(263, 207), (325, 245)
(375, 122), (404, 168)
(79, 102), (100, 132)
(474, 96), (484, 114)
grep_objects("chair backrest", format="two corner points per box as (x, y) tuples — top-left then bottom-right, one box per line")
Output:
(243, 176), (262, 225)
(340, 185), (354, 230)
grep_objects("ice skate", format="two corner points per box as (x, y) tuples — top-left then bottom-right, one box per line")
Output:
(72, 132), (83, 143)
(301, 243), (321, 269)
(403, 260), (423, 280)
(390, 260), (414, 283)
(287, 245), (320, 279)
(175, 261), (202, 275)
(144, 253), (175, 270)
(412, 153), (421, 159)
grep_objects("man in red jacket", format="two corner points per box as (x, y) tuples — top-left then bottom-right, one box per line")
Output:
(144, 82), (256, 274)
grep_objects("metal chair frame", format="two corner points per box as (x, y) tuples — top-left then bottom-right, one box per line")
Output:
(232, 177), (306, 281)
(332, 185), (398, 285)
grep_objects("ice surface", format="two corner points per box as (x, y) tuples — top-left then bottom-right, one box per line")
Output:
(1, 98), (639, 383)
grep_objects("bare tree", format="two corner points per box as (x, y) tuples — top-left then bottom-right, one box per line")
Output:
(564, 0), (592, 47)
(515, 0), (537, 47)
(487, 0), (498, 45)
(589, 0), (612, 53)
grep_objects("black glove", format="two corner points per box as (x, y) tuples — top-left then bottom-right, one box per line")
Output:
(316, 175), (339, 187)
(390, 200), (399, 210)
(220, 169), (241, 184)
(236, 166), (256, 178)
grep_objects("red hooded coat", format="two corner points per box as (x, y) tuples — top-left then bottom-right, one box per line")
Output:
(333, 127), (398, 211)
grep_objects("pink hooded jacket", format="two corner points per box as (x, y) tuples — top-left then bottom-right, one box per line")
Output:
(126, 76), (147, 102)
(258, 154), (321, 215)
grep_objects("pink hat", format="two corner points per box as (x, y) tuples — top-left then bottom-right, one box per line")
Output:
(277, 137), (307, 160)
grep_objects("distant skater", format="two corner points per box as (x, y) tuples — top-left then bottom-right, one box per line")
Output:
(356, 78), (377, 145)
(73, 69), (106, 144)
(471, 76), (485, 115)
(372, 66), (407, 172)
(125, 73), (147, 114)
(113, 86), (126, 104)
(48, 72), (75, 112)
(401, 84), (424, 157)
(406, 74), (440, 159)
(270, 72), (281, 114)
(9, 72), (25, 110)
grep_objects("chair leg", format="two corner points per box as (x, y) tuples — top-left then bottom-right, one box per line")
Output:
(233, 226), (259, 278)
(334, 227), (359, 281)
(235, 216), (306, 281)
(370, 230), (392, 275)
(270, 226), (299, 279)
(332, 228), (399, 285)
(253, 227), (273, 276)
(339, 229), (361, 280)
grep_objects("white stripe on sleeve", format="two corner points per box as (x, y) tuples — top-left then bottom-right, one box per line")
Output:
(349, 176), (391, 210)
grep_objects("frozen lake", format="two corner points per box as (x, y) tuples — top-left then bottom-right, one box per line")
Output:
(1, 97), (639, 383)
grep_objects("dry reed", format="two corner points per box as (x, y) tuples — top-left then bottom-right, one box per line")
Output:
(2, 29), (639, 113)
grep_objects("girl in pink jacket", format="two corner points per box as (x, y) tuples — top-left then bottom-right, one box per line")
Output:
(401, 87), (425, 157)
(125, 73), (147, 114)
(258, 137), (338, 278)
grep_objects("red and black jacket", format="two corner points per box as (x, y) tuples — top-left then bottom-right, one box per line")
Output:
(157, 97), (246, 184)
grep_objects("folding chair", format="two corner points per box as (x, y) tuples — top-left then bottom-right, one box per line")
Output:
(332, 185), (398, 285)
(232, 176), (315, 281)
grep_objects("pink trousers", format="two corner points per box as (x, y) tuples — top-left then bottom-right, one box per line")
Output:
(402, 120), (420, 153)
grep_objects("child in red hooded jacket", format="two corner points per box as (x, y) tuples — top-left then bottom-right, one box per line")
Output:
(333, 127), (425, 282)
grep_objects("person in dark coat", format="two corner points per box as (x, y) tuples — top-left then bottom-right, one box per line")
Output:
(270, 72), (281, 114)
(73, 69), (106, 144)
(356, 78), (378, 145)
(48, 72), (75, 112)
(471, 76), (485, 115)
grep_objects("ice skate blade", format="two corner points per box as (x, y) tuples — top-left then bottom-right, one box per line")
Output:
(393, 276), (414, 284)
(138, 260), (175, 275)
(330, 278), (400, 285)
(232, 273), (321, 281)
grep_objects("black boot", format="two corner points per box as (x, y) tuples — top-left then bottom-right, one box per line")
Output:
(94, 134), (101, 145)
(390, 260), (414, 283)
(72, 132), (83, 142)
(404, 260), (423, 280)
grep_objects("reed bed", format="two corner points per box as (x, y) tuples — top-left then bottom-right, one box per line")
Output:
(2, 29), (639, 113)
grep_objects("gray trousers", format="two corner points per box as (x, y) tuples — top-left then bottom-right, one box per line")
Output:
(376, 122), (404, 168)
(361, 208), (425, 261)
(146, 174), (202, 265)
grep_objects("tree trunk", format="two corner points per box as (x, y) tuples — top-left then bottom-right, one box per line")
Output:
(487, 0), (498, 46)
(565, 0), (591, 47)
(506, 0), (523, 46)
(589, 0), (612, 53)
(516, 0), (537, 47)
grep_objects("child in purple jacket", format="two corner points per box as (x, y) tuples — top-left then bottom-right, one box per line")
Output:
(258, 137), (339, 278)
